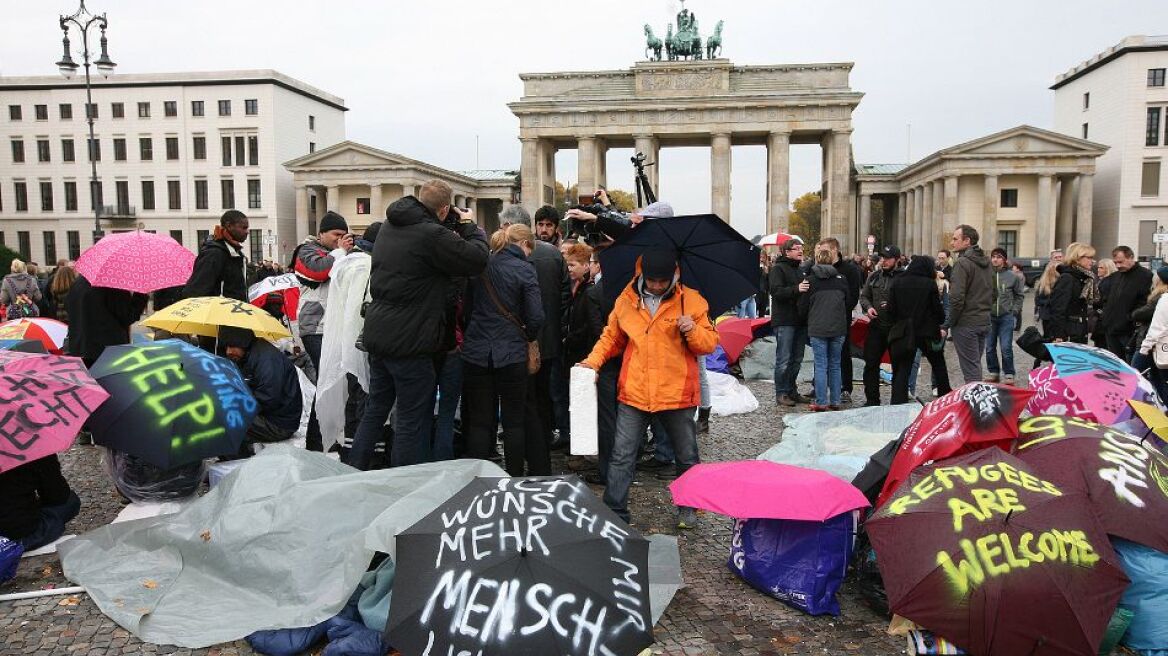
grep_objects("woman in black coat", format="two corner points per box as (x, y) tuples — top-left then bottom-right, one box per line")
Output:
(1047, 242), (1098, 344)
(886, 255), (952, 404)
(460, 224), (546, 476)
(562, 242), (603, 365)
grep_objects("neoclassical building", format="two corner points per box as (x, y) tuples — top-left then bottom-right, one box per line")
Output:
(855, 126), (1106, 258)
(284, 141), (517, 236)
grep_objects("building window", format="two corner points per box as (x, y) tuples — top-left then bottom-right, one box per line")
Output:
(90, 180), (102, 210)
(1150, 68), (1166, 87)
(88, 138), (100, 162)
(1142, 160), (1162, 197)
(14, 182), (27, 211)
(221, 178), (234, 209)
(247, 136), (258, 166)
(140, 137), (153, 161)
(998, 230), (1017, 260)
(167, 180), (181, 210)
(249, 229), (263, 262)
(113, 138), (126, 161)
(195, 179), (208, 210)
(169, 229), (183, 246)
(309, 195), (316, 216)
(85, 103), (97, 119)
(247, 179), (261, 209)
(11, 139), (24, 163)
(61, 138), (75, 162)
(245, 99), (258, 115)
(1000, 188), (1018, 208)
(197, 229), (210, 245)
(59, 103), (72, 120)
(43, 231), (57, 264)
(34, 104), (47, 121)
(309, 142), (315, 153)
(218, 100), (231, 116)
(40, 181), (53, 211)
(115, 180), (129, 212)
(191, 100), (204, 117)
(37, 139), (51, 162)
(188, 136), (204, 161)
(356, 197), (370, 214)
(137, 102), (150, 118)
(164, 101), (177, 117)
(141, 180), (155, 210)
(234, 136), (245, 166)
(221, 136), (232, 166)
(309, 115), (315, 131)
(67, 231), (80, 260)
(111, 102), (124, 119)
(166, 136), (179, 160)
(1082, 123), (1088, 139)
(9, 105), (21, 121)
(1148, 107), (1162, 147)
(17, 232), (30, 261)
(64, 182), (77, 211)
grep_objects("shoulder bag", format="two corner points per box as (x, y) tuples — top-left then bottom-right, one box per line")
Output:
(481, 272), (541, 374)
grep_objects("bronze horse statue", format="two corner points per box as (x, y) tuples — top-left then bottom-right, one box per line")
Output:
(706, 20), (724, 59)
(644, 24), (663, 61)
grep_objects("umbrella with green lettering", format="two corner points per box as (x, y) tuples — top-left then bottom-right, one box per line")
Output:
(866, 448), (1128, 656)
(87, 339), (257, 469)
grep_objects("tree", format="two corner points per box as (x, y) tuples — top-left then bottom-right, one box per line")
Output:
(606, 189), (636, 212)
(789, 191), (822, 245)
(553, 181), (578, 214)
(0, 244), (22, 281)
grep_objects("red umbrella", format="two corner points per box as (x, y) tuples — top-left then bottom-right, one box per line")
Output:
(1015, 414), (1168, 553)
(716, 317), (771, 363)
(876, 383), (1034, 507)
(867, 449), (1129, 656)
(849, 316), (889, 364)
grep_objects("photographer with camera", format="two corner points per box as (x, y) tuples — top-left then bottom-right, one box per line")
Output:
(564, 189), (633, 244)
(347, 180), (488, 470)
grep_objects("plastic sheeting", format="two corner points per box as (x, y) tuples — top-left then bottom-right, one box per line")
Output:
(1114, 538), (1168, 654)
(59, 447), (507, 648)
(757, 404), (920, 481)
(708, 370), (759, 416)
(739, 336), (776, 381)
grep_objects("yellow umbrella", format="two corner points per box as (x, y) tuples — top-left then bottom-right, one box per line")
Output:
(1129, 399), (1168, 444)
(142, 296), (291, 342)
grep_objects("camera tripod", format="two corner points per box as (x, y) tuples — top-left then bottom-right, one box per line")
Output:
(632, 152), (657, 208)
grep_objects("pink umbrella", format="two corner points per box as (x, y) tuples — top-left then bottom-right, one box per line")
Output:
(0, 351), (109, 473)
(74, 230), (196, 294)
(669, 460), (869, 520)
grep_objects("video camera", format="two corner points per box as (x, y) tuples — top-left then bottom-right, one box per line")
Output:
(567, 192), (612, 246)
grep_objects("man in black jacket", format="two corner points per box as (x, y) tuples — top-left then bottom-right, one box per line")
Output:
(501, 204), (571, 450)
(348, 180), (489, 470)
(221, 326), (303, 450)
(769, 239), (809, 406)
(860, 245), (902, 406)
(183, 210), (249, 301)
(1100, 245), (1153, 360)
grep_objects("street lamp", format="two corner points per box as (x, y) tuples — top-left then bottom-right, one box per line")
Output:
(55, 1), (116, 243)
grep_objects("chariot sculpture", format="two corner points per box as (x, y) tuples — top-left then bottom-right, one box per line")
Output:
(643, 1), (724, 62)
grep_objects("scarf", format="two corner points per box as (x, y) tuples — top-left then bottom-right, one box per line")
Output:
(213, 225), (242, 248)
(1076, 265), (1100, 308)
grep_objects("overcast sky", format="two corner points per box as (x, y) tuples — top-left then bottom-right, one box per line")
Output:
(4, 0), (1168, 238)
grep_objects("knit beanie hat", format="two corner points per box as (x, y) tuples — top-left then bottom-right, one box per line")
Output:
(641, 248), (678, 279)
(1157, 266), (1168, 285)
(363, 221), (383, 244)
(319, 211), (348, 234)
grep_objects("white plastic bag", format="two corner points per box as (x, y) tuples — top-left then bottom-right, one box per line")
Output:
(570, 366), (599, 455)
(708, 371), (759, 416)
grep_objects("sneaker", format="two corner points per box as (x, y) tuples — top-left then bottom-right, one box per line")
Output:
(809, 403), (830, 412)
(791, 392), (812, 404)
(656, 470), (678, 481)
(1004, 375), (1015, 385)
(777, 394), (796, 407)
(677, 507), (698, 530)
(984, 374), (1000, 383)
(840, 391), (852, 404)
(828, 404), (841, 411)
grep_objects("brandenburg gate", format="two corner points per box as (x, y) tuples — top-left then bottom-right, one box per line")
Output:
(508, 58), (863, 239)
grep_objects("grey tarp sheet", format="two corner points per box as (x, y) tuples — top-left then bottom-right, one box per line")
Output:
(58, 447), (684, 648)
(757, 404), (921, 481)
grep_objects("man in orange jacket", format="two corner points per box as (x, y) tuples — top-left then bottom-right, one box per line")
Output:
(580, 248), (719, 527)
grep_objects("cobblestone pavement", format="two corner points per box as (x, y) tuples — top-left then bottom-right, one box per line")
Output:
(2, 332), (1043, 656)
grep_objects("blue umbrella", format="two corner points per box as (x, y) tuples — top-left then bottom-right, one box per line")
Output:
(598, 214), (762, 316)
(87, 339), (258, 469)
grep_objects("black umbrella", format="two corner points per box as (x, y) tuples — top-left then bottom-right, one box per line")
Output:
(851, 435), (903, 506)
(386, 475), (653, 656)
(599, 214), (761, 316)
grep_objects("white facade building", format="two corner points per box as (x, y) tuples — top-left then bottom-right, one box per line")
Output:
(0, 69), (345, 265)
(1053, 35), (1168, 257)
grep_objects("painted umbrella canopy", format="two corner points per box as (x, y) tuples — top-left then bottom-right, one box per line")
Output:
(386, 475), (653, 656)
(1026, 342), (1164, 428)
(142, 296), (291, 342)
(867, 448), (1129, 656)
(0, 351), (109, 473)
(87, 339), (257, 469)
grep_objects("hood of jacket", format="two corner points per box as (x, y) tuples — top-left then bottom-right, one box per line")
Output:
(957, 246), (990, 269)
(5, 272), (37, 285)
(906, 255), (936, 278)
(386, 195), (438, 228)
(1057, 263), (1092, 281)
(810, 263), (839, 280)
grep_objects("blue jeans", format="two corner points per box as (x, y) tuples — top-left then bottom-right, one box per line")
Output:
(430, 354), (463, 462)
(735, 297), (757, 319)
(985, 313), (1017, 377)
(347, 355), (437, 470)
(605, 404), (700, 523)
(773, 325), (807, 398)
(810, 335), (844, 405)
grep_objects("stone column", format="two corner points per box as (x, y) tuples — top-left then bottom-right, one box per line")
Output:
(577, 137), (598, 202)
(710, 133), (732, 222)
(766, 131), (790, 234)
(858, 194), (872, 247)
(520, 137), (541, 214)
(826, 129), (853, 240)
(595, 138), (608, 190)
(295, 185), (309, 243)
(1036, 174), (1054, 256)
(634, 134), (660, 195)
(326, 185), (339, 213)
(897, 191), (908, 248)
(922, 182), (934, 254)
(942, 176), (959, 242)
(1077, 173), (1094, 244)
(914, 186), (925, 254)
(1056, 175), (1076, 249)
(983, 175), (999, 251)
(370, 183), (383, 220)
